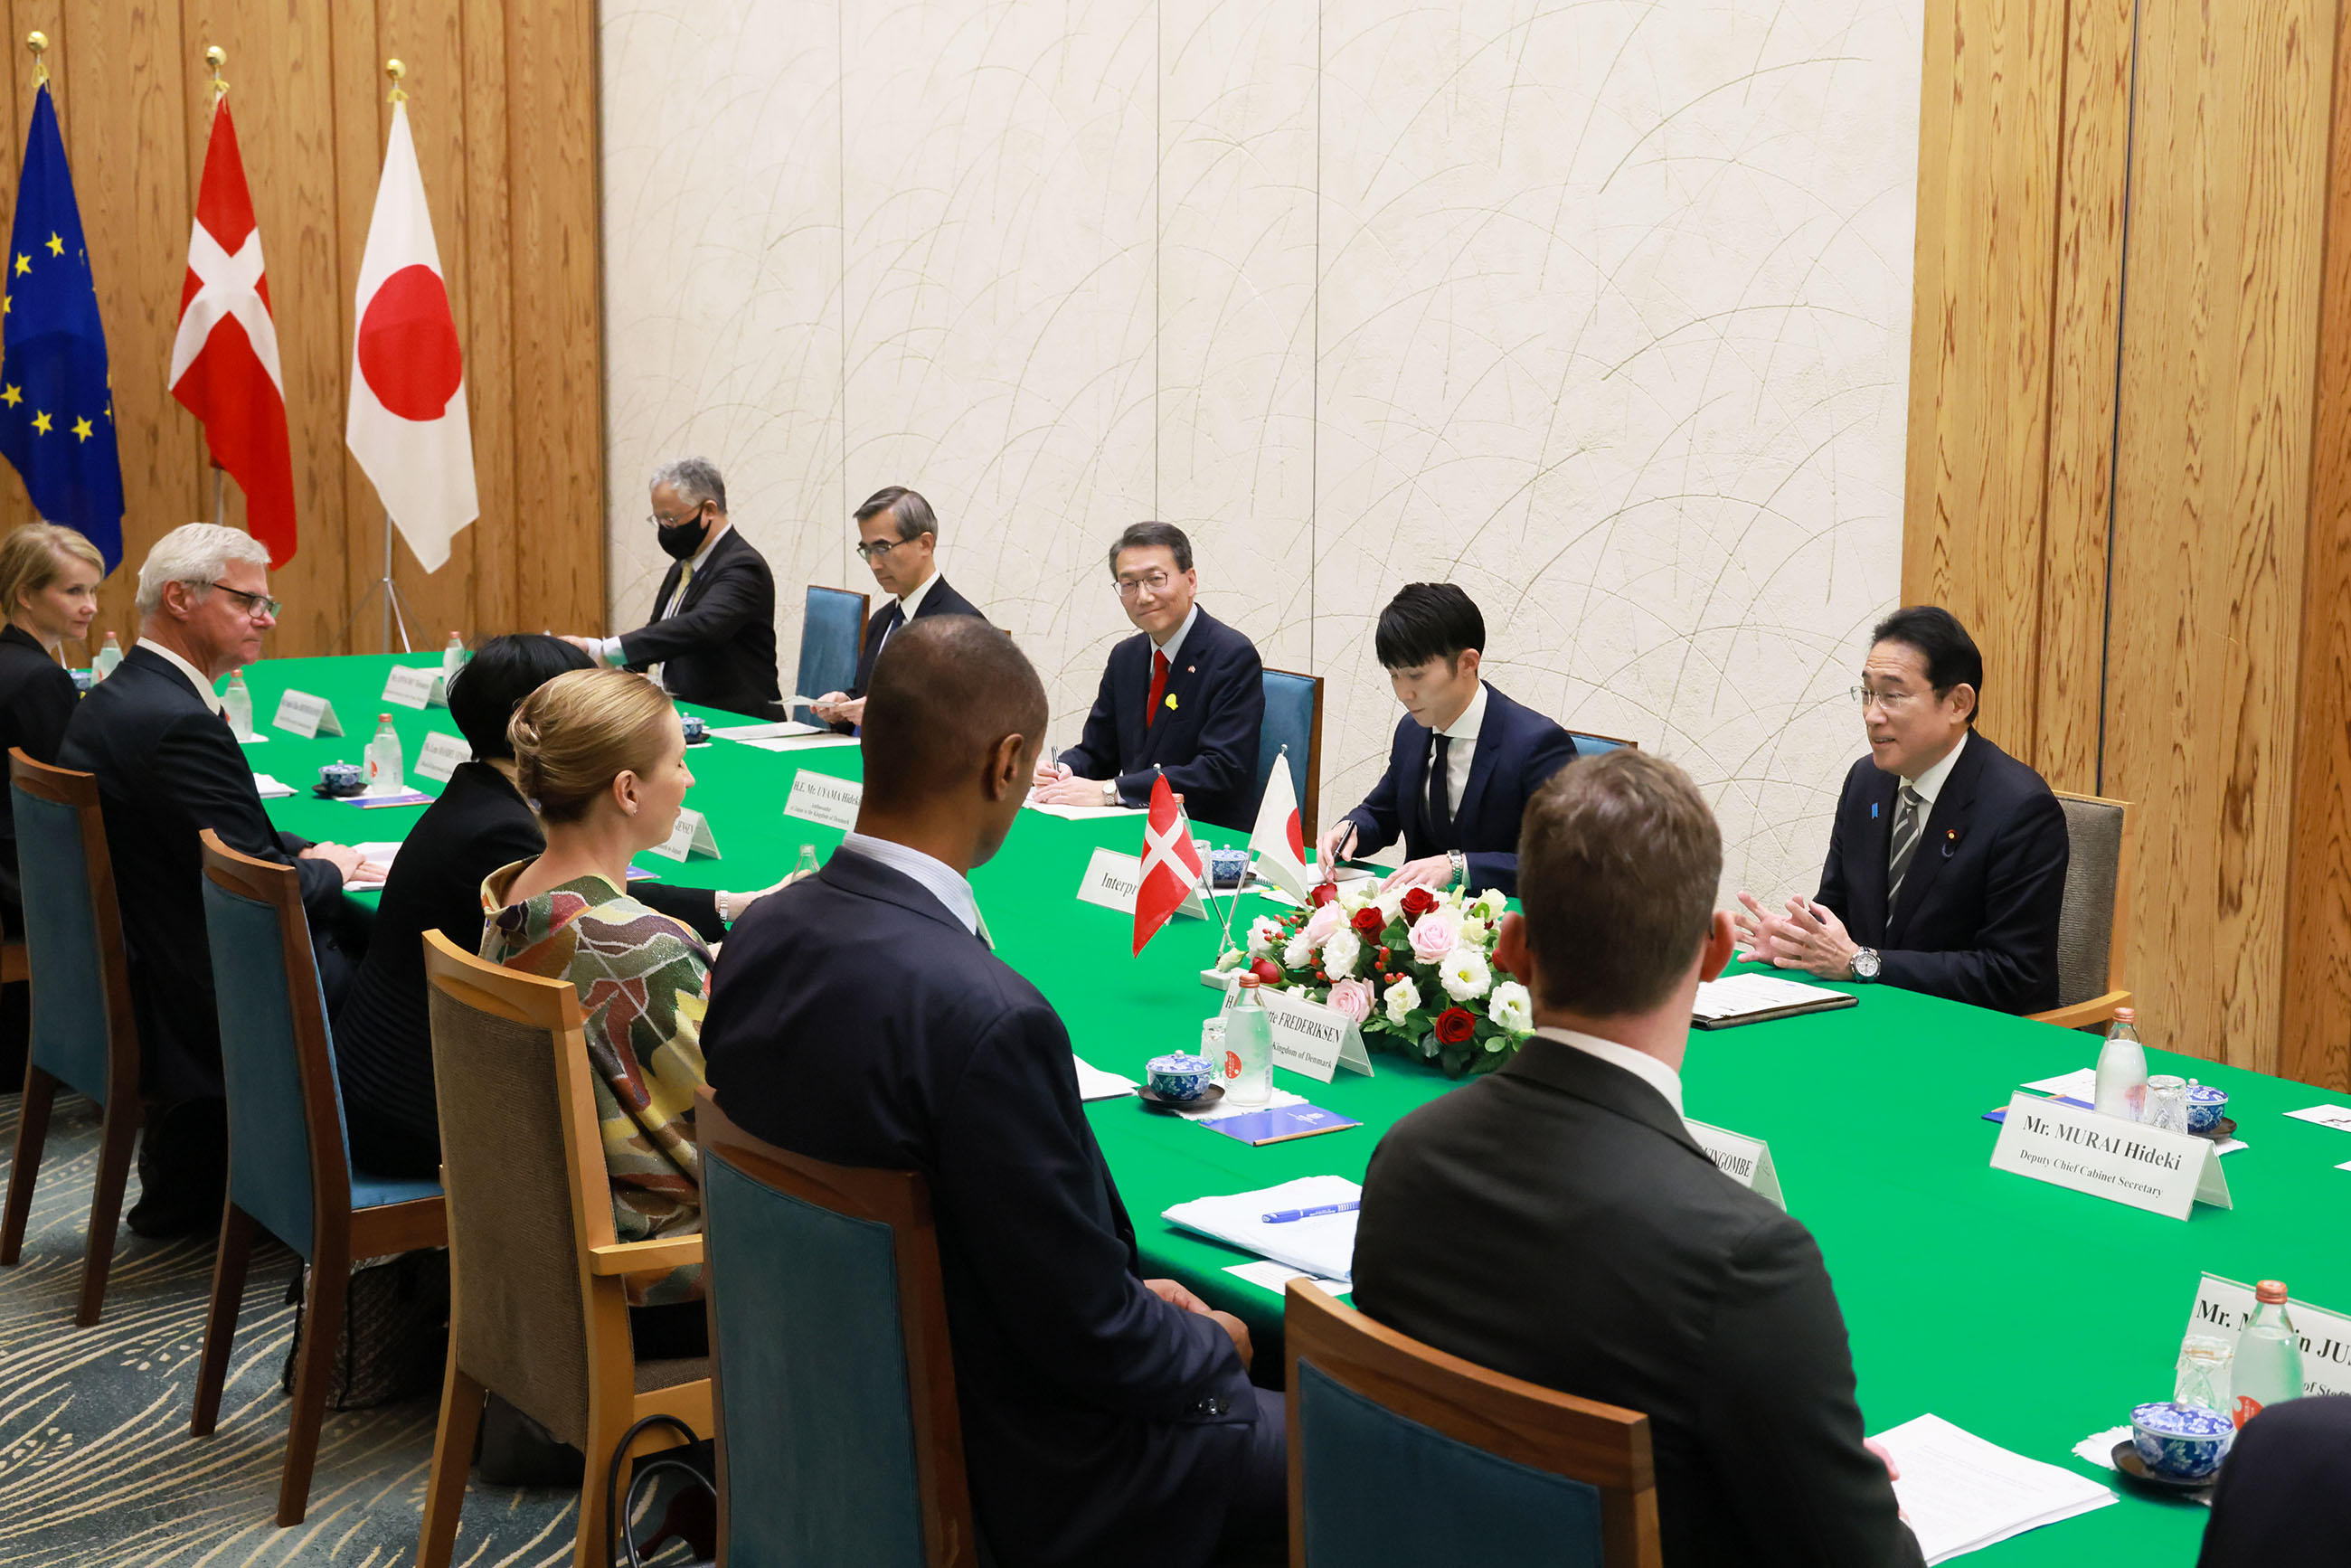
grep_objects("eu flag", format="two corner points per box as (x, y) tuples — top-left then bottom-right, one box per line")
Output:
(0, 84), (123, 568)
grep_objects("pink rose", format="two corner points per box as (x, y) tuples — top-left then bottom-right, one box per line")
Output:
(1302, 902), (1345, 947)
(1327, 978), (1375, 1024)
(1408, 906), (1461, 963)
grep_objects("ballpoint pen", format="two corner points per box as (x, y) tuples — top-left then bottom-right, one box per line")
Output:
(1261, 1200), (1361, 1223)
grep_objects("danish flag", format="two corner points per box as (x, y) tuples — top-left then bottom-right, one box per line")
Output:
(1133, 774), (1205, 955)
(167, 99), (297, 562)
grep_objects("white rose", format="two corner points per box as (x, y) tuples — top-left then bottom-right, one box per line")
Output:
(1440, 948), (1492, 1002)
(1321, 930), (1364, 978)
(1374, 886), (1408, 927)
(1215, 947), (1247, 972)
(1458, 915), (1495, 949)
(1282, 931), (1316, 969)
(1468, 890), (1507, 923)
(1247, 915), (1285, 959)
(1490, 979), (1533, 1033)
(1382, 974), (1421, 1025)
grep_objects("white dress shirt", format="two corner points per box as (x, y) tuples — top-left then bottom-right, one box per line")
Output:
(1902, 728), (1968, 805)
(1427, 680), (1488, 815)
(866, 569), (941, 669)
(1533, 1025), (1683, 1114)
(137, 638), (225, 716)
(835, 831), (990, 946)
(1151, 603), (1199, 667)
(598, 521), (732, 669)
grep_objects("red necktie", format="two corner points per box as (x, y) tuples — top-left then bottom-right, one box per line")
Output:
(1146, 649), (1169, 728)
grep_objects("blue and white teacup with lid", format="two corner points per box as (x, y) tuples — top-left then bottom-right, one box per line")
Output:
(1146, 1052), (1216, 1102)
(2129, 1400), (2233, 1479)
(2186, 1082), (2229, 1134)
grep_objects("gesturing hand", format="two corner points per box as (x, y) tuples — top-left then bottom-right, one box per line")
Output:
(1761, 895), (1861, 980)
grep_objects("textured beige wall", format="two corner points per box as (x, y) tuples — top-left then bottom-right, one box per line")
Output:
(599, 0), (1921, 900)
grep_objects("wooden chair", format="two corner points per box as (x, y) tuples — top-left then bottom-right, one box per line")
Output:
(416, 930), (711, 1568)
(2029, 791), (2136, 1029)
(796, 584), (871, 723)
(1260, 668), (1326, 839)
(0, 750), (143, 1326)
(1285, 1280), (1660, 1568)
(188, 830), (447, 1526)
(1568, 731), (1639, 755)
(697, 1084), (980, 1566)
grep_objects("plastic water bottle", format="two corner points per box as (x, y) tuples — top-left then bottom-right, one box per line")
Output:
(442, 632), (466, 685)
(794, 844), (821, 880)
(93, 630), (122, 678)
(1224, 975), (1274, 1106)
(2233, 1280), (2303, 1428)
(2094, 1006), (2148, 1121)
(222, 670), (253, 740)
(364, 713), (404, 796)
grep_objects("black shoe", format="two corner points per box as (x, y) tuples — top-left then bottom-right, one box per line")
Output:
(125, 1189), (216, 1239)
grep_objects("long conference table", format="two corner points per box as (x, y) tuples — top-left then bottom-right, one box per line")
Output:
(241, 652), (2351, 1564)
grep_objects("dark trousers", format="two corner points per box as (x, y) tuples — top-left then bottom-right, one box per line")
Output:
(1213, 1386), (1289, 1565)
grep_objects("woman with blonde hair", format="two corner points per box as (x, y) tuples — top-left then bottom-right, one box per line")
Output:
(480, 666), (714, 1353)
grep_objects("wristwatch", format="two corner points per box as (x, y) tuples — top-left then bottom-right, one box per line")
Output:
(1849, 947), (1882, 982)
(1448, 849), (1467, 890)
(1101, 779), (1119, 806)
(714, 890), (733, 925)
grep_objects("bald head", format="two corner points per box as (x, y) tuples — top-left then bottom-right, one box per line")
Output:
(862, 617), (1047, 815)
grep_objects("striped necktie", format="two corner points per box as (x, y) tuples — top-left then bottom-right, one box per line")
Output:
(1886, 784), (1925, 904)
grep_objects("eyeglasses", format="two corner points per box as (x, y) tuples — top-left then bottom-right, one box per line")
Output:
(647, 505), (705, 529)
(855, 536), (920, 563)
(1114, 571), (1174, 600)
(1850, 685), (1921, 713)
(207, 581), (281, 619)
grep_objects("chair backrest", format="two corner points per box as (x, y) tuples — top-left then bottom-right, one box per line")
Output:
(1285, 1281), (1659, 1568)
(697, 1086), (977, 1568)
(1567, 732), (1638, 757)
(2050, 791), (2133, 1008)
(421, 929), (613, 1450)
(798, 585), (872, 719)
(1258, 668), (1325, 840)
(9, 750), (137, 1108)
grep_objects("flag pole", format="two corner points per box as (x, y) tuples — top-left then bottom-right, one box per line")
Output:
(25, 31), (45, 87)
(212, 466), (223, 527)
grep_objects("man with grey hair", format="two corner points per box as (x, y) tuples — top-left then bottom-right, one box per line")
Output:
(562, 456), (781, 717)
(61, 524), (380, 1237)
(809, 485), (986, 731)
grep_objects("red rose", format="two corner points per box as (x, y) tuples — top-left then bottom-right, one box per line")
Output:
(1351, 906), (1385, 937)
(1309, 882), (1339, 907)
(1250, 957), (1283, 985)
(1400, 886), (1439, 919)
(1434, 1006), (1476, 1045)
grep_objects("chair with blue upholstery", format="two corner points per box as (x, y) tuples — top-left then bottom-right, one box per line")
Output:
(695, 1083), (981, 1566)
(1566, 731), (1637, 757)
(1258, 667), (1325, 840)
(1285, 1280), (1660, 1568)
(188, 830), (446, 1528)
(0, 750), (144, 1327)
(796, 584), (871, 723)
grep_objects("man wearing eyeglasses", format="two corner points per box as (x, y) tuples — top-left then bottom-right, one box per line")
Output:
(1733, 605), (2068, 1014)
(808, 486), (986, 732)
(1030, 521), (1266, 832)
(60, 524), (382, 1237)
(561, 456), (782, 718)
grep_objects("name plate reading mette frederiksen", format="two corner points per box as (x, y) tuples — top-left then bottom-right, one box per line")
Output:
(411, 731), (471, 786)
(647, 806), (722, 863)
(381, 663), (448, 709)
(1074, 846), (1204, 921)
(1250, 987), (1373, 1082)
(781, 770), (863, 831)
(272, 688), (343, 739)
(1684, 1119), (1786, 1209)
(1987, 1091), (2231, 1220)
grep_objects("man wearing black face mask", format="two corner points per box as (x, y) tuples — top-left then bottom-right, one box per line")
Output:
(562, 456), (783, 718)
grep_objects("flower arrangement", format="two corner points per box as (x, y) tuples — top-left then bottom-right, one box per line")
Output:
(1216, 879), (1534, 1076)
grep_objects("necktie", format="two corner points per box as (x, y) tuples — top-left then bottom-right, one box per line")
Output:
(1145, 649), (1169, 729)
(1886, 784), (1925, 905)
(662, 561), (694, 620)
(1426, 732), (1457, 848)
(873, 601), (905, 661)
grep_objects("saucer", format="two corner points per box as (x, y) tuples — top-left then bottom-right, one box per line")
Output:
(2191, 1116), (2238, 1141)
(1138, 1083), (1225, 1112)
(2110, 1440), (2221, 1495)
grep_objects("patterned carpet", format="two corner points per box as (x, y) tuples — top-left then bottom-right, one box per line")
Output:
(0, 1089), (586, 1568)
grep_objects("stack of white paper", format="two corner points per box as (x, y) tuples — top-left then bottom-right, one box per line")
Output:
(1072, 1058), (1137, 1100)
(344, 842), (404, 892)
(1023, 798), (1148, 819)
(1692, 971), (1848, 1021)
(1871, 1413), (2115, 1563)
(1163, 1176), (1361, 1282)
(708, 719), (821, 741)
(251, 772), (296, 799)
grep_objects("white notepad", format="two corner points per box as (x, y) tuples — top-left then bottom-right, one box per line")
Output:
(1871, 1413), (2115, 1563)
(1162, 1176), (1361, 1282)
(1072, 1058), (1137, 1100)
(1692, 970), (1855, 1024)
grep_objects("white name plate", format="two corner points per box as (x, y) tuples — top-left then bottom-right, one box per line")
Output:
(648, 805), (722, 863)
(272, 688), (343, 738)
(1988, 1091), (2230, 1220)
(1685, 1118), (1785, 1209)
(382, 664), (448, 709)
(781, 770), (863, 831)
(412, 731), (471, 786)
(1252, 987), (1372, 1082)
(1074, 846), (1204, 921)
(2187, 1274), (2351, 1400)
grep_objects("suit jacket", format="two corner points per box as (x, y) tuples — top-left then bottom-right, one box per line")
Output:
(1352, 1036), (1924, 1568)
(703, 851), (1262, 1568)
(59, 647), (345, 1100)
(1340, 684), (1579, 896)
(2196, 1394), (2351, 1567)
(1056, 608), (1266, 832)
(1813, 732), (2068, 1015)
(0, 621), (77, 921)
(846, 574), (986, 698)
(618, 527), (782, 718)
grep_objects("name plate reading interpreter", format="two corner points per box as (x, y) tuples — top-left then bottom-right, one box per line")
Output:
(647, 806), (722, 864)
(1074, 846), (1204, 921)
(412, 731), (471, 786)
(272, 688), (343, 739)
(1987, 1091), (2230, 1221)
(381, 664), (448, 710)
(2186, 1275), (2351, 1400)
(1685, 1119), (1786, 1209)
(781, 770), (863, 831)
(1251, 986), (1373, 1082)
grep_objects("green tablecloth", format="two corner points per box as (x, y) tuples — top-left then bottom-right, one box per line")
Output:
(247, 654), (2351, 1564)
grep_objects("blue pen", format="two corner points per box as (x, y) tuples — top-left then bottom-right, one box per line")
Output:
(1262, 1200), (1360, 1223)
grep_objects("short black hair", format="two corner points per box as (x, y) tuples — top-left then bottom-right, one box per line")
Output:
(1107, 522), (1193, 577)
(862, 618), (1047, 811)
(1870, 605), (1983, 726)
(855, 486), (938, 543)
(1375, 582), (1485, 669)
(447, 634), (595, 759)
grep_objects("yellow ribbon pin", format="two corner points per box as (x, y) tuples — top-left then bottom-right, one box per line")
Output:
(1164, 693), (1179, 711)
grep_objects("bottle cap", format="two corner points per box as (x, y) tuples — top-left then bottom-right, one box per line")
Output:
(2113, 1006), (2135, 1024)
(1237, 973), (1261, 988)
(379, 713), (392, 723)
(2256, 1280), (2289, 1303)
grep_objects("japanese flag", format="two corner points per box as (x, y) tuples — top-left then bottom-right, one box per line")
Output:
(1247, 752), (1313, 901)
(1134, 774), (1206, 955)
(345, 102), (477, 571)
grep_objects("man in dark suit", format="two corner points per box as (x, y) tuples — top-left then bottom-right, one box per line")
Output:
(2196, 1394), (2351, 1565)
(1352, 750), (1923, 1568)
(60, 524), (380, 1237)
(1030, 521), (1266, 832)
(1316, 582), (1577, 897)
(808, 486), (986, 731)
(704, 618), (1284, 1567)
(565, 456), (782, 718)
(1735, 606), (2068, 1014)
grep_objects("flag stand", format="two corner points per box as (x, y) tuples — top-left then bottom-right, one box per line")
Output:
(331, 510), (412, 654)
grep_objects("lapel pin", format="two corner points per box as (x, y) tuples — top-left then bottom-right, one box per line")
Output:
(1941, 827), (1961, 858)
(1165, 693), (1179, 711)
